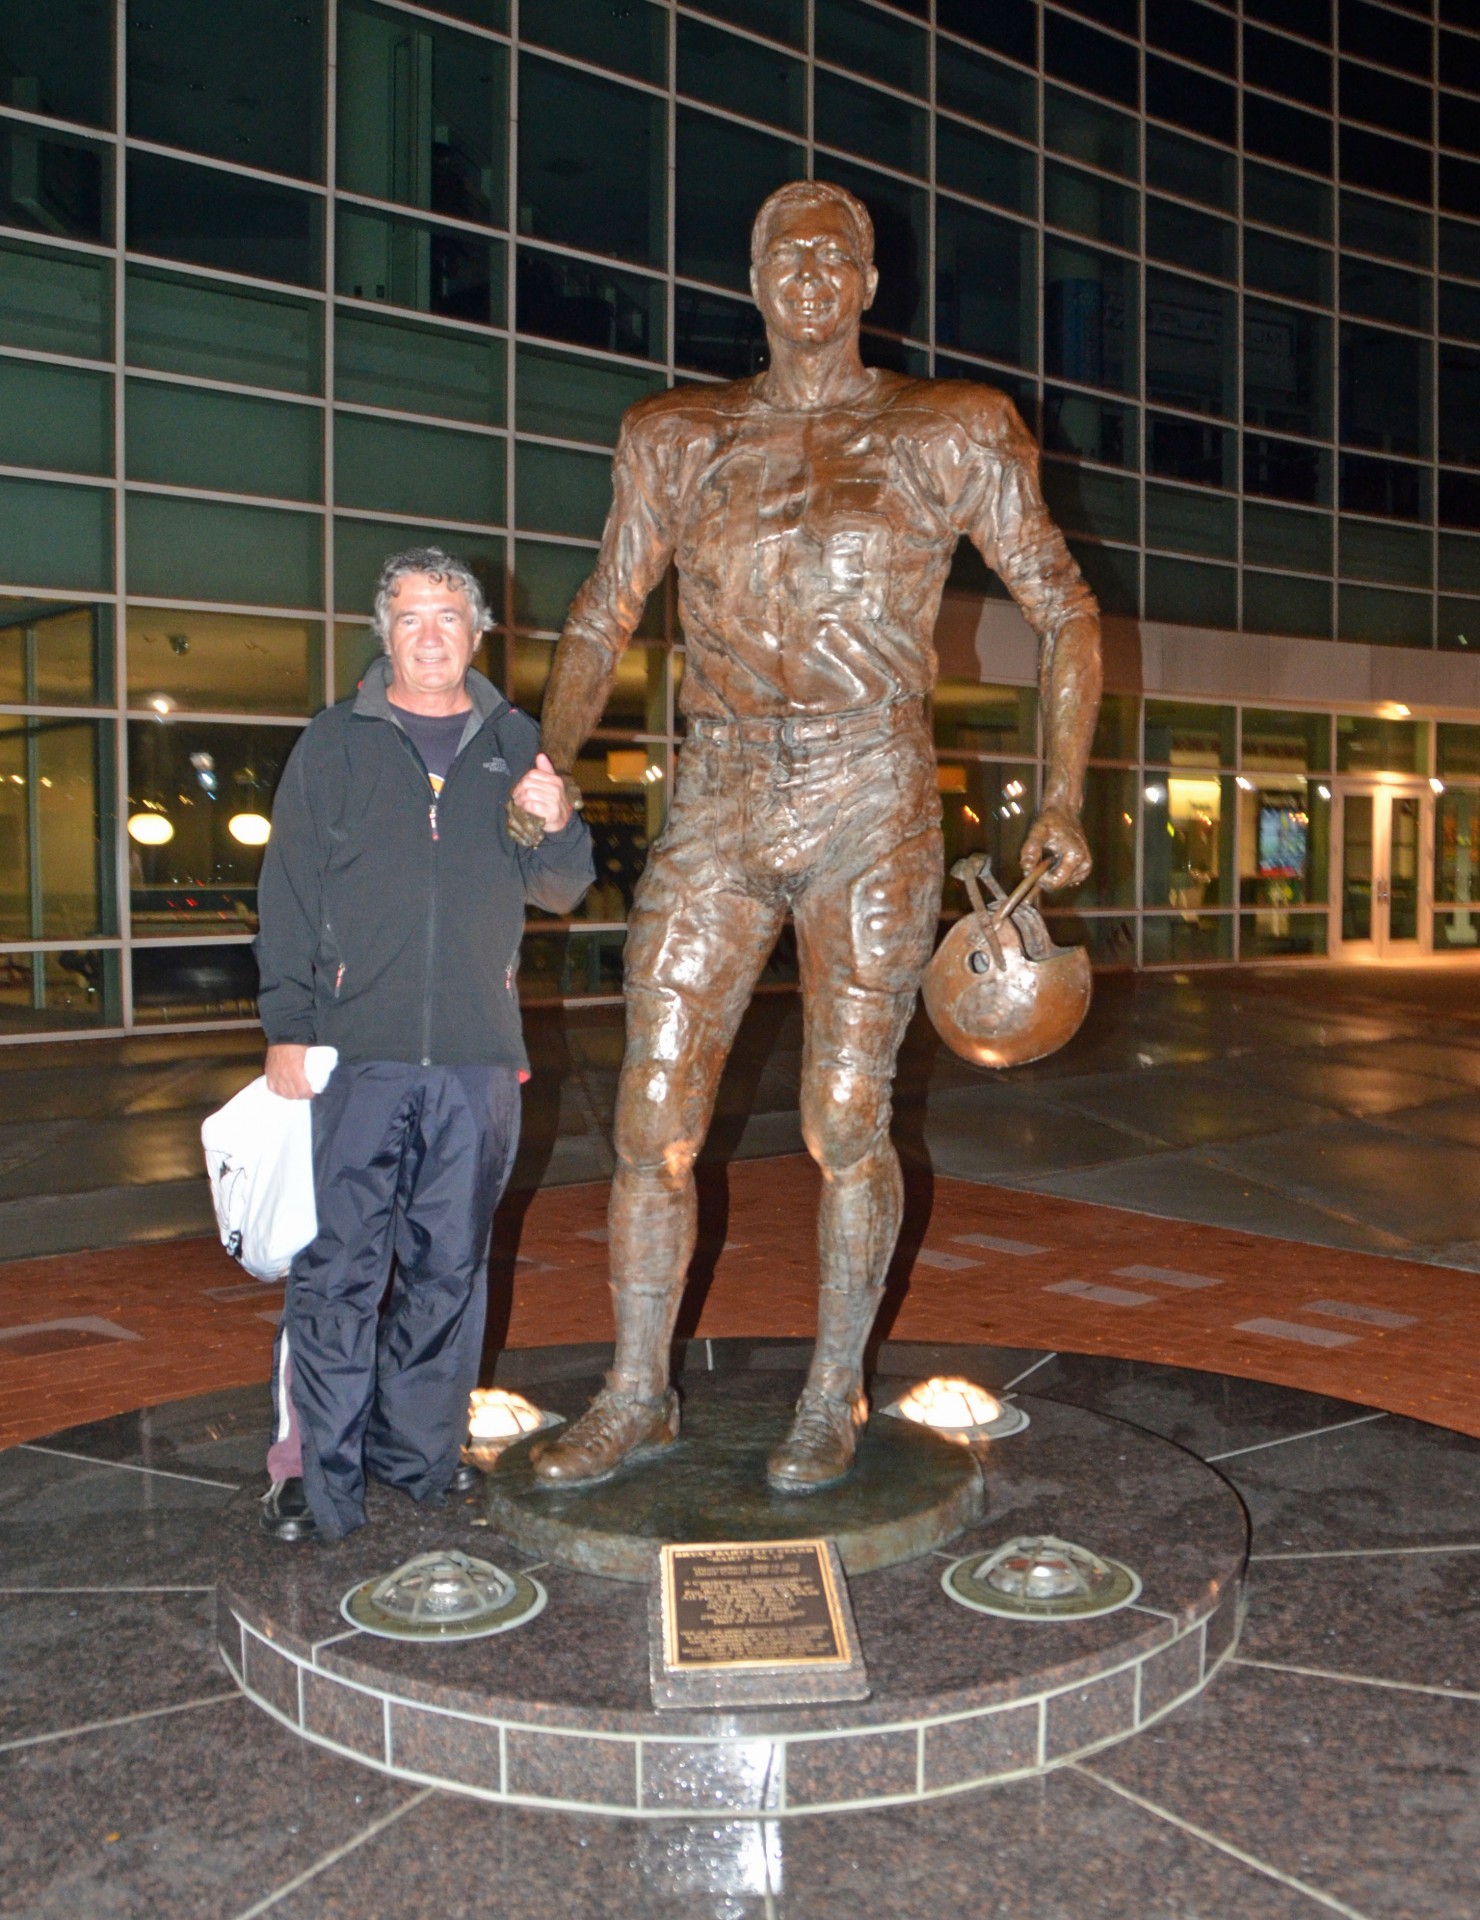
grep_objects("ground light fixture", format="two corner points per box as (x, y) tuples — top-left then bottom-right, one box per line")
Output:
(341, 1548), (547, 1641)
(463, 1386), (562, 1470)
(883, 1374), (1030, 1440)
(942, 1535), (1142, 1621)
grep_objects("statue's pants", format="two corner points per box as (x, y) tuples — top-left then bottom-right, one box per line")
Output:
(607, 698), (944, 1397)
(269, 1061), (521, 1538)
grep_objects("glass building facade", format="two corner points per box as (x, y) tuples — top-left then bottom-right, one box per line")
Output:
(6, 0), (1480, 1036)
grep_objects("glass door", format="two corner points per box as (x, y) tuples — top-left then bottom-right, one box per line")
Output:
(1333, 784), (1429, 959)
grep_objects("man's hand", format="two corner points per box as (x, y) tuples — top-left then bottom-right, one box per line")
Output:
(1021, 802), (1092, 891)
(507, 752), (578, 849)
(265, 1043), (315, 1099)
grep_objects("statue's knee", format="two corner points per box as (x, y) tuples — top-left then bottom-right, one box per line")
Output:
(801, 1072), (889, 1177)
(614, 1061), (697, 1189)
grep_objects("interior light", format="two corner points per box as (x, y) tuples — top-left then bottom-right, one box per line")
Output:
(1383, 702), (1411, 719)
(1235, 776), (1254, 791)
(1143, 783), (1166, 805)
(962, 804), (979, 823)
(1317, 784), (1331, 800)
(127, 811), (174, 846)
(605, 749), (647, 784)
(641, 762), (664, 784)
(228, 811), (272, 846)
(1431, 777), (1446, 795)
(936, 764), (967, 793)
(149, 695), (175, 716)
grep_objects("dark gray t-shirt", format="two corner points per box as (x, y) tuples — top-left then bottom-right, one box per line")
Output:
(392, 706), (469, 792)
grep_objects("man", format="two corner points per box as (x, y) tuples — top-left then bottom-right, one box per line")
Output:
(518, 180), (1101, 1497)
(255, 547), (594, 1541)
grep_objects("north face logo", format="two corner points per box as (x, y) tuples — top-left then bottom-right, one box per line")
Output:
(482, 756), (509, 774)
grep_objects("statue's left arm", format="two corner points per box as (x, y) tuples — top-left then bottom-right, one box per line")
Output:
(957, 397), (1103, 890)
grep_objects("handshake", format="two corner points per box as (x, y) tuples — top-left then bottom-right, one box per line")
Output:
(506, 751), (582, 848)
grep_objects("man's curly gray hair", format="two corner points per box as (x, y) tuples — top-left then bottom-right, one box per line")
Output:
(372, 546), (494, 648)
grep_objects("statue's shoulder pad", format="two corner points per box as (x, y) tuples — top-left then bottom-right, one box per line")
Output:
(620, 378), (753, 443)
(896, 378), (1026, 448)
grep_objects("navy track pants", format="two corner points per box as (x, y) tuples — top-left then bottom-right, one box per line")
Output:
(270, 1060), (520, 1539)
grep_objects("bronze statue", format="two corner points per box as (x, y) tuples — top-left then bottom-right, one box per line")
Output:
(514, 180), (1102, 1496)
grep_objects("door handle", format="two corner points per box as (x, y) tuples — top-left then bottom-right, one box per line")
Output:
(1375, 878), (1390, 903)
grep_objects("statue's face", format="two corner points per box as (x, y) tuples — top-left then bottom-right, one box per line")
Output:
(750, 199), (877, 347)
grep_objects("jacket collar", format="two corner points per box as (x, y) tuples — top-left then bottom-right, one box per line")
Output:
(352, 655), (506, 756)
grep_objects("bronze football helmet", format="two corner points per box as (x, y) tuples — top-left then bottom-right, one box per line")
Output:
(923, 855), (1092, 1069)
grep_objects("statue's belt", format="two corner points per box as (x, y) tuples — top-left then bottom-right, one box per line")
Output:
(687, 695), (926, 751)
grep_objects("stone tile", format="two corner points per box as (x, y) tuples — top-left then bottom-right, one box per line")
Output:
(1138, 1623), (1205, 1721)
(1381, 1092), (1480, 1151)
(639, 1737), (782, 1814)
(506, 1725), (638, 1807)
(1041, 1065), (1339, 1149)
(242, 1627), (301, 1724)
(0, 1177), (218, 1262)
(1113, 1263), (1222, 1289)
(303, 1668), (385, 1760)
(0, 1446), (236, 1587)
(1214, 1053), (1461, 1119)
(33, 1382), (268, 1481)
(1087, 1661), (1480, 1920)
(1045, 1279), (1156, 1307)
(923, 1087), (1152, 1182)
(0, 1591), (222, 1747)
(921, 1700), (1039, 1789)
(782, 1728), (918, 1807)
(1204, 1591), (1243, 1669)
(0, 1111), (211, 1203)
(389, 1700), (500, 1791)
(1044, 1666), (1137, 1761)
(1237, 1317), (1358, 1349)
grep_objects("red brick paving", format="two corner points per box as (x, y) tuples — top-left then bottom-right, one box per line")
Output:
(2, 1155), (1477, 1447)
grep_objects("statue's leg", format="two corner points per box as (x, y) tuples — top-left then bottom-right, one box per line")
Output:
(532, 774), (784, 1486)
(768, 764), (943, 1493)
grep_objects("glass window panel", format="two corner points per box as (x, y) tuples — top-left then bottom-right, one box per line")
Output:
(935, 120), (1035, 219)
(338, 1), (507, 225)
(1044, 13), (1137, 109)
(1042, 463), (1138, 543)
(0, 477), (111, 592)
(1091, 692), (1138, 761)
(1146, 700), (1235, 768)
(1439, 597), (1480, 652)
(513, 539), (594, 632)
(520, 0), (665, 85)
(931, 681), (1037, 754)
(334, 517), (502, 617)
(1150, 414), (1235, 489)
(1146, 198), (1235, 280)
(687, 0), (805, 49)
(1145, 127), (1235, 213)
(518, 56), (665, 269)
(1242, 710), (1331, 774)
(129, 942), (260, 1022)
(333, 619), (381, 702)
(1035, 909), (1137, 966)
(815, 0), (926, 95)
(1045, 162), (1137, 251)
(1244, 95), (1331, 177)
(1059, 765), (1138, 908)
(1341, 189), (1431, 269)
(1246, 0), (1331, 42)
(935, 41), (1036, 142)
(1240, 908), (1329, 957)
(1441, 217), (1480, 283)
(1342, 0), (1430, 77)
(1, 0), (112, 127)
(676, 15), (804, 133)
(1146, 272), (1236, 420)
(937, 760), (1037, 889)
(588, 644), (669, 733)
(1242, 569), (1332, 637)
(1042, 389), (1137, 468)
(1244, 300), (1331, 438)
(935, 200), (1034, 370)
(1441, 467), (1480, 531)
(126, 268), (321, 395)
(1442, 279), (1480, 341)
(1243, 25), (1331, 110)
(0, 948), (120, 1034)
(1437, 724), (1480, 777)
(432, 0), (509, 26)
(1341, 127), (1431, 210)
(128, 496), (321, 608)
(335, 413), (504, 523)
(1434, 788), (1480, 945)
(516, 345), (663, 447)
(1145, 485), (1236, 560)
(126, 380), (321, 501)
(512, 632), (553, 709)
(1238, 776), (1329, 910)
(1341, 258), (1430, 333)
(0, 716), (110, 938)
(516, 441), (612, 540)
(1044, 239), (1137, 394)
(1243, 229), (1332, 307)
(1068, 537), (1139, 616)
(1243, 160), (1332, 241)
(337, 206), (505, 326)
(517, 247), (664, 363)
(674, 285), (767, 379)
(1339, 451), (1430, 521)
(0, 596), (110, 705)
(936, 0), (1036, 66)
(1440, 532), (1480, 593)
(128, 0), (323, 180)
(1043, 87), (1137, 179)
(1339, 519), (1431, 587)
(0, 239), (109, 360)
(127, 611), (321, 717)
(675, 110), (805, 294)
(1146, 53), (1237, 145)
(1149, 0), (1236, 75)
(825, 160), (928, 341)
(1440, 346), (1480, 469)
(1244, 433), (1330, 504)
(0, 360), (110, 476)
(127, 153), (320, 287)
(334, 310), (504, 425)
(1337, 583), (1433, 648)
(1243, 503), (1333, 573)
(1144, 555), (1237, 626)
(1141, 773), (1235, 909)
(1336, 715), (1422, 774)
(0, 120), (108, 243)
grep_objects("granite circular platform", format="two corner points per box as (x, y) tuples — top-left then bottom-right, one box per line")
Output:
(216, 1353), (1247, 1818)
(485, 1378), (986, 1578)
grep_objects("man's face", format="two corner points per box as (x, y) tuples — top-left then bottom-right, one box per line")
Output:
(383, 573), (480, 700)
(750, 200), (877, 348)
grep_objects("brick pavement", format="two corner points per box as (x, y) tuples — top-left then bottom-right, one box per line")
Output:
(2, 1155), (1475, 1448)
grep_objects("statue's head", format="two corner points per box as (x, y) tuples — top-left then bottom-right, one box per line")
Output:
(749, 180), (878, 349)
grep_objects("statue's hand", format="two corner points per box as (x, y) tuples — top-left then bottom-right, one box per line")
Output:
(1022, 803), (1091, 890)
(506, 795), (548, 849)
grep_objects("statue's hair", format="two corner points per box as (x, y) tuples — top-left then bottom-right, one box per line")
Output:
(372, 546), (493, 646)
(750, 179), (874, 267)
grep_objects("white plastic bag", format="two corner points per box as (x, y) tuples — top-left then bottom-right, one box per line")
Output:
(200, 1046), (338, 1281)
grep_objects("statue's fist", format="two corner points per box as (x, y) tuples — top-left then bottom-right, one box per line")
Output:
(1021, 803), (1092, 890)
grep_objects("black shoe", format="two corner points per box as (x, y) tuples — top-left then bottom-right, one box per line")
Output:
(260, 1477), (317, 1542)
(450, 1460), (482, 1494)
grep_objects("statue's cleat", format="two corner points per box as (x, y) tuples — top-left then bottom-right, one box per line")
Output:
(766, 1387), (868, 1495)
(529, 1385), (680, 1488)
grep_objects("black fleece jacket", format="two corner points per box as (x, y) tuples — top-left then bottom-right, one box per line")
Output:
(254, 658), (594, 1072)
